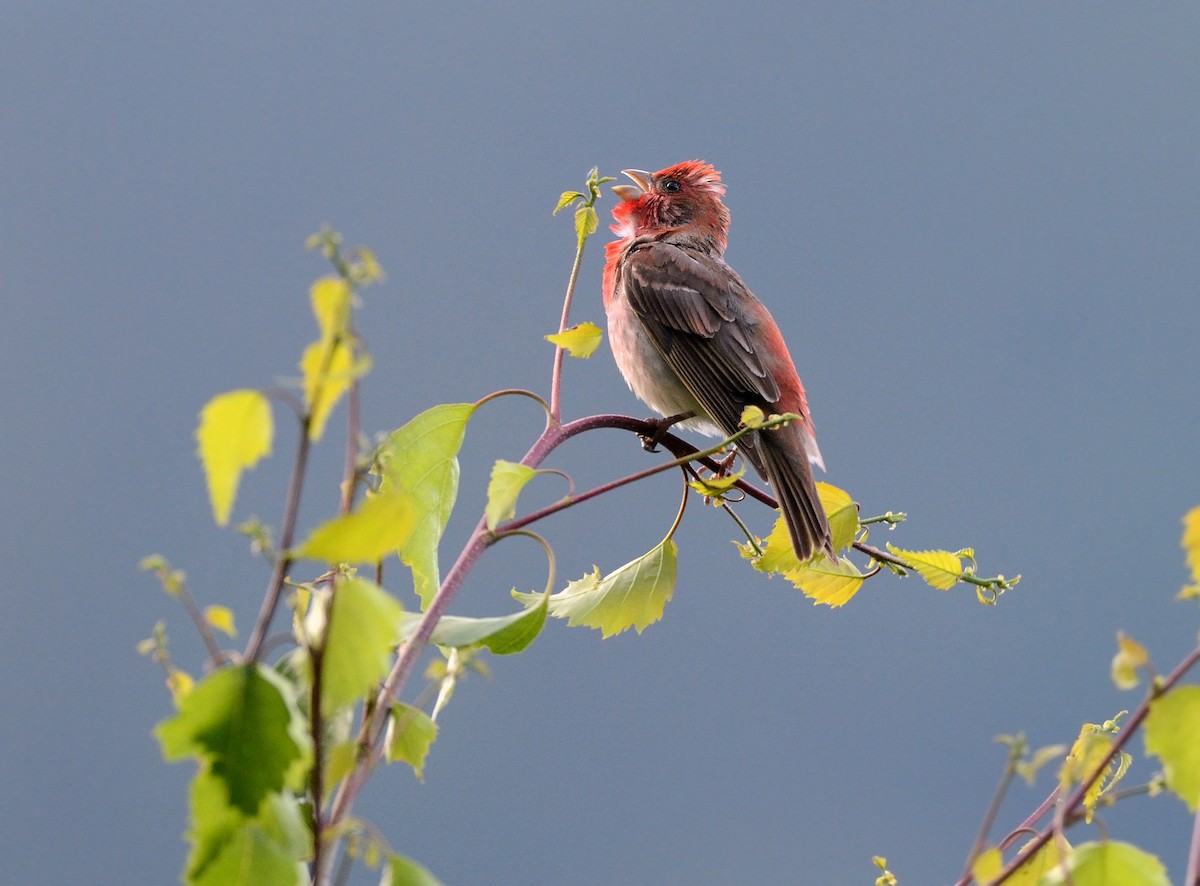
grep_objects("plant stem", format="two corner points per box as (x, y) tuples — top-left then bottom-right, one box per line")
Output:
(549, 216), (592, 422)
(174, 579), (226, 666)
(244, 415), (312, 663)
(987, 643), (1200, 885)
(339, 379), (361, 516)
(308, 604), (328, 886)
(960, 752), (1018, 881)
(1185, 796), (1200, 886)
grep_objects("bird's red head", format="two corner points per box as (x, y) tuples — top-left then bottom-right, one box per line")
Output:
(610, 160), (730, 252)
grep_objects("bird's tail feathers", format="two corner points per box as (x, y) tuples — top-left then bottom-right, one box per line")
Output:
(758, 425), (835, 562)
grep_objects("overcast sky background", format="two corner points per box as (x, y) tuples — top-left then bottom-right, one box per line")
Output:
(3, 3), (1199, 884)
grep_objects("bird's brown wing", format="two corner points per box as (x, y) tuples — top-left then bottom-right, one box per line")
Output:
(620, 239), (832, 559)
(619, 239), (779, 444)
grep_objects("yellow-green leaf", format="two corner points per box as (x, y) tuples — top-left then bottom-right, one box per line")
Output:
(320, 577), (405, 711)
(167, 669), (195, 707)
(1110, 631), (1149, 691)
(376, 404), (477, 608)
(545, 321), (603, 358)
(574, 203), (598, 243)
(347, 246), (384, 285)
(415, 591), (549, 655)
(969, 846), (1002, 883)
(521, 540), (676, 638)
(816, 482), (859, 551)
(750, 513), (805, 574)
(293, 489), (416, 564)
(1145, 685), (1200, 811)
(553, 190), (584, 214)
(485, 460), (538, 530)
(886, 544), (963, 590)
(388, 703), (438, 780)
(1014, 743), (1068, 786)
(687, 466), (746, 498)
(300, 339), (370, 441)
(749, 485), (857, 573)
(204, 605), (237, 638)
(1181, 506), (1200, 599)
(323, 740), (357, 793)
(1006, 836), (1069, 885)
(309, 276), (352, 342)
(739, 405), (766, 428)
(197, 390), (274, 526)
(1059, 721), (1130, 823)
(787, 555), (866, 607)
(384, 854), (447, 886)
(1038, 841), (1170, 886)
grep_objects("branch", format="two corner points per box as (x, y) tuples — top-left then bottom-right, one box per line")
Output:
(243, 414), (312, 663)
(1186, 794), (1200, 886)
(549, 230), (588, 422)
(987, 643), (1200, 885)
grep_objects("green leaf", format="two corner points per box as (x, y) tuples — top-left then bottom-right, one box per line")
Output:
(383, 853), (448, 886)
(156, 664), (310, 815)
(293, 489), (417, 564)
(377, 403), (477, 608)
(196, 390), (274, 526)
(323, 739), (358, 793)
(545, 321), (603, 358)
(321, 577), (406, 711)
(405, 590), (549, 655)
(816, 482), (859, 551)
(553, 190), (584, 214)
(787, 555), (866, 607)
(187, 780), (310, 886)
(885, 544), (963, 590)
(517, 540), (676, 638)
(387, 703), (439, 780)
(574, 203), (598, 244)
(485, 460), (538, 530)
(1037, 840), (1170, 886)
(1145, 685), (1200, 811)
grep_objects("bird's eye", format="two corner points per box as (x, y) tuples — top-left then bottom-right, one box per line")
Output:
(661, 179), (681, 193)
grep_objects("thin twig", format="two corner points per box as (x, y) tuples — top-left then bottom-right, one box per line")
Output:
(338, 379), (361, 516)
(175, 580), (227, 666)
(549, 230), (589, 423)
(308, 594), (329, 885)
(852, 540), (912, 570)
(988, 644), (1200, 885)
(960, 749), (1019, 881)
(998, 788), (1059, 851)
(244, 415), (313, 663)
(1187, 798), (1200, 886)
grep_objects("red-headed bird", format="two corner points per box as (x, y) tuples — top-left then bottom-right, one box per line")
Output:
(603, 161), (834, 561)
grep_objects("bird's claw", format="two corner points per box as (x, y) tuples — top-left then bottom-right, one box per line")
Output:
(638, 412), (694, 452)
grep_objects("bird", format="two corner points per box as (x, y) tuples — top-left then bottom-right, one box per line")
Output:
(602, 160), (834, 562)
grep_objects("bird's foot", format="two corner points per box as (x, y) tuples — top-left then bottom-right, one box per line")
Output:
(639, 411), (694, 452)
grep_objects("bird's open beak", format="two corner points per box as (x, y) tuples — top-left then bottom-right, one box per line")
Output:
(612, 168), (651, 202)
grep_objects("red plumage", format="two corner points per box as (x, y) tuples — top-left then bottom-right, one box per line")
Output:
(603, 161), (834, 561)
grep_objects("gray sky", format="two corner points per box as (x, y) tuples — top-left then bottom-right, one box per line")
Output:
(3, 3), (1199, 884)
